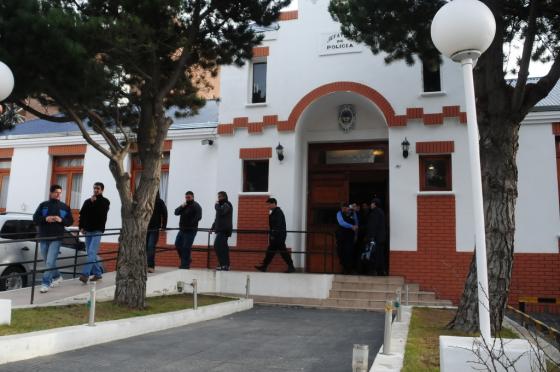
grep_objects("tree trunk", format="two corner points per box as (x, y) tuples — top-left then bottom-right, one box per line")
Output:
(450, 115), (519, 333)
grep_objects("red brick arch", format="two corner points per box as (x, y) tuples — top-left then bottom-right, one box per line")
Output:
(278, 81), (403, 132)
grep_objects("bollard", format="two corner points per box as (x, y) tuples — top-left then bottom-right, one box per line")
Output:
(245, 275), (250, 299)
(382, 300), (392, 354)
(396, 288), (402, 323)
(191, 279), (198, 310)
(177, 281), (184, 293)
(352, 344), (369, 372)
(87, 282), (96, 327)
(405, 284), (410, 306)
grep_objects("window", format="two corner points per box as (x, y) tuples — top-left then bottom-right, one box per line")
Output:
(556, 137), (560, 206)
(131, 152), (170, 203)
(243, 160), (269, 192)
(419, 155), (452, 191)
(422, 61), (442, 92)
(0, 159), (10, 211)
(52, 156), (84, 211)
(251, 62), (267, 103)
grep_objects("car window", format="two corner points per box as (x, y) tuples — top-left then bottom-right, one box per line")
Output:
(18, 220), (37, 240)
(0, 220), (19, 239)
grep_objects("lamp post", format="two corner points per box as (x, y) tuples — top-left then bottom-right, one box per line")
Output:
(431, 0), (496, 343)
(0, 61), (14, 102)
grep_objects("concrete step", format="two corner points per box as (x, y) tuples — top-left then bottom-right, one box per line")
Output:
(333, 275), (405, 285)
(329, 289), (436, 302)
(331, 281), (410, 292)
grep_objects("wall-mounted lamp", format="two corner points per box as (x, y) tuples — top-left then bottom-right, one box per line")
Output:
(201, 139), (214, 146)
(401, 138), (410, 158)
(276, 142), (284, 161)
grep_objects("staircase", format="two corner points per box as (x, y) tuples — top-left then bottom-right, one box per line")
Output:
(252, 275), (452, 311)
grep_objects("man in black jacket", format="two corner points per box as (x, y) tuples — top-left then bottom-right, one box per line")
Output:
(255, 198), (295, 273)
(146, 192), (168, 273)
(174, 191), (202, 269)
(366, 198), (387, 276)
(78, 182), (110, 283)
(211, 191), (232, 271)
(33, 184), (73, 293)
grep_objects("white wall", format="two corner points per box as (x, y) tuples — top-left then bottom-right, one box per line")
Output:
(515, 123), (560, 253)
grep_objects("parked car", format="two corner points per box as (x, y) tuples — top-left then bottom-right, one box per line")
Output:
(0, 212), (104, 291)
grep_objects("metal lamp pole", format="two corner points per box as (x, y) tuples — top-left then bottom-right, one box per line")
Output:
(431, 0), (497, 343)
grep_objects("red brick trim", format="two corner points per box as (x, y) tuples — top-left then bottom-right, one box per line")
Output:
(48, 144), (87, 156)
(553, 122), (560, 135)
(252, 47), (269, 58)
(416, 141), (455, 154)
(239, 147), (272, 159)
(278, 10), (298, 21)
(0, 148), (14, 158)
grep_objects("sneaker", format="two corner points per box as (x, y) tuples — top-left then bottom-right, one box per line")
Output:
(79, 275), (88, 284)
(254, 265), (267, 272)
(50, 276), (63, 288)
(39, 284), (49, 293)
(90, 275), (102, 282)
(147, 267), (155, 273)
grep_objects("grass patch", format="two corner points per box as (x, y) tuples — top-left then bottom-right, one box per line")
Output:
(0, 294), (233, 336)
(402, 307), (518, 372)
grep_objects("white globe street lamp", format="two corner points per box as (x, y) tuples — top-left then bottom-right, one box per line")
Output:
(0, 61), (14, 102)
(431, 0), (496, 343)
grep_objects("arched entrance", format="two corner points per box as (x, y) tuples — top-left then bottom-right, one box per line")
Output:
(291, 83), (391, 273)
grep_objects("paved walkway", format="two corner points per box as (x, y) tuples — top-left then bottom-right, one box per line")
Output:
(0, 305), (384, 372)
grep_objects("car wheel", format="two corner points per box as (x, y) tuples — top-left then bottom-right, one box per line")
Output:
(0, 266), (27, 291)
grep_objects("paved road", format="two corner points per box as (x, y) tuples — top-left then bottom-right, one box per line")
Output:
(1, 305), (384, 372)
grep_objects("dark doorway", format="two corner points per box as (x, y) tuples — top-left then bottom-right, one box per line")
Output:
(306, 142), (389, 273)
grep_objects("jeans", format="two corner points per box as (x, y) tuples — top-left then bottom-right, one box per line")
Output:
(40, 240), (62, 286)
(214, 232), (230, 268)
(175, 230), (197, 269)
(81, 231), (103, 277)
(146, 230), (159, 268)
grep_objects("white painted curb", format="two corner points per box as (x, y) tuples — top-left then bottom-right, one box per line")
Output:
(370, 306), (412, 372)
(0, 298), (253, 365)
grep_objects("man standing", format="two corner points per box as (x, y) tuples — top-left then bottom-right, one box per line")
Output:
(212, 191), (233, 271)
(33, 184), (73, 293)
(255, 198), (295, 273)
(335, 203), (358, 274)
(366, 198), (387, 276)
(174, 191), (202, 269)
(146, 192), (168, 273)
(78, 182), (110, 283)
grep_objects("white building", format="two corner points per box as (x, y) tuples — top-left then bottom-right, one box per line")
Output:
(0, 1), (558, 304)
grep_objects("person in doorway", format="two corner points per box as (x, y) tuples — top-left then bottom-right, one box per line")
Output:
(78, 182), (110, 283)
(366, 198), (387, 276)
(255, 198), (296, 273)
(146, 191), (168, 273)
(174, 191), (202, 269)
(212, 191), (233, 271)
(335, 203), (358, 274)
(33, 184), (74, 293)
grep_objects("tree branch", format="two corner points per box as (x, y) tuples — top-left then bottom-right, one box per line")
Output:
(512, 0), (538, 111)
(522, 56), (560, 112)
(16, 100), (72, 123)
(87, 110), (122, 154)
(64, 107), (115, 161)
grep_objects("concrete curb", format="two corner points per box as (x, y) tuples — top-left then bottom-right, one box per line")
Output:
(0, 298), (253, 365)
(370, 306), (412, 372)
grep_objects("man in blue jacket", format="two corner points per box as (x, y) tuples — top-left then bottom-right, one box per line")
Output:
(33, 184), (74, 293)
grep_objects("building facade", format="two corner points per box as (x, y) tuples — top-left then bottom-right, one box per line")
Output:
(0, 1), (558, 304)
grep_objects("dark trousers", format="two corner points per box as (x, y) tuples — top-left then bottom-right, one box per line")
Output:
(374, 242), (387, 275)
(146, 231), (158, 269)
(175, 230), (197, 269)
(336, 230), (355, 274)
(214, 232), (230, 268)
(261, 239), (294, 269)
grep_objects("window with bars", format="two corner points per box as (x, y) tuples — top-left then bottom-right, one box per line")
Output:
(131, 153), (170, 203)
(51, 156), (84, 210)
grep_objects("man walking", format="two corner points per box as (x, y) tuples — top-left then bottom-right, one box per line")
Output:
(146, 192), (168, 273)
(212, 191), (233, 271)
(366, 198), (387, 276)
(255, 198), (295, 273)
(174, 191), (202, 269)
(33, 184), (73, 293)
(78, 182), (110, 283)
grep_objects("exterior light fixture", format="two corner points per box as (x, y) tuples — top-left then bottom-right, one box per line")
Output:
(431, 0), (496, 343)
(276, 142), (284, 161)
(0, 61), (14, 102)
(401, 138), (410, 158)
(201, 139), (214, 146)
